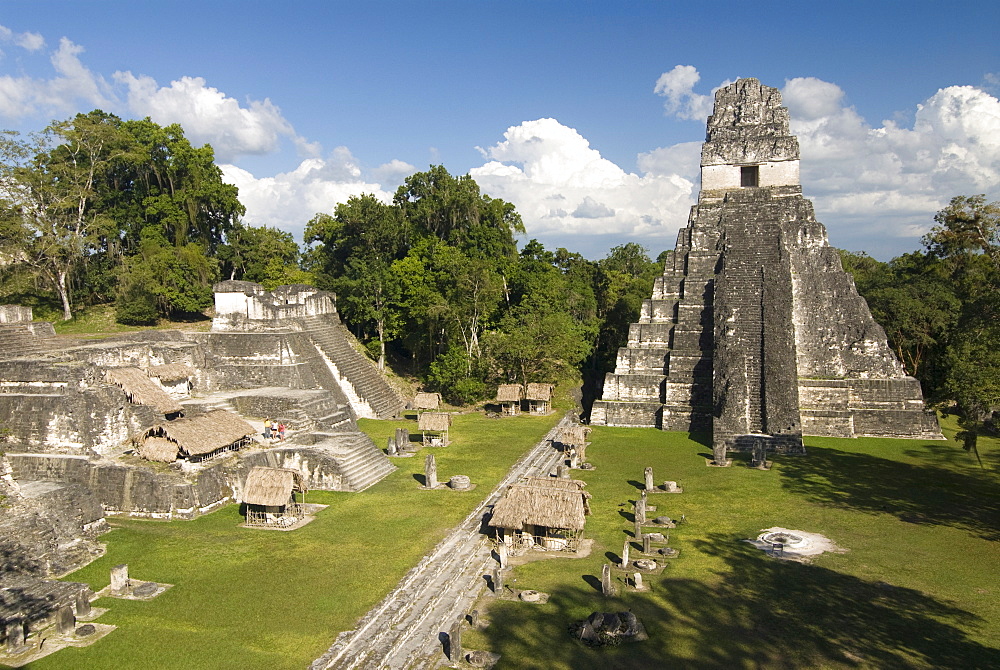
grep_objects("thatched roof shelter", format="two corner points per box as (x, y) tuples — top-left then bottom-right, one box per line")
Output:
(106, 367), (183, 416)
(525, 383), (553, 401)
(137, 409), (255, 460)
(489, 477), (591, 532)
(147, 363), (194, 383)
(418, 412), (452, 431)
(412, 392), (441, 410)
(137, 436), (179, 463)
(242, 466), (307, 506)
(496, 384), (523, 402)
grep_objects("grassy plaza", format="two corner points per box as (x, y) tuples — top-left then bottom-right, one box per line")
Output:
(23, 412), (1000, 669)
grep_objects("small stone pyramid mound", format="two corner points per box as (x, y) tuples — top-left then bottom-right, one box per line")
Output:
(592, 78), (942, 452)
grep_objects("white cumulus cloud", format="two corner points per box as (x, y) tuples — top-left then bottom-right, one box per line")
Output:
(654, 65), (718, 121)
(115, 72), (315, 162)
(782, 76), (1000, 248)
(0, 36), (112, 120)
(0, 24), (45, 52)
(470, 118), (696, 243)
(14, 31), (45, 51)
(221, 154), (395, 242)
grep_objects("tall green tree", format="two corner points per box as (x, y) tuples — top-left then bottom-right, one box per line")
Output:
(218, 221), (307, 287)
(114, 118), (244, 253)
(306, 195), (409, 369)
(0, 113), (127, 319)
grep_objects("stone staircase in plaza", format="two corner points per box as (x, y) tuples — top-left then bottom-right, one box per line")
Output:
(298, 315), (405, 420)
(305, 431), (397, 492)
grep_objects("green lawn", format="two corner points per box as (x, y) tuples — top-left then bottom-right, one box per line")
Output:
(21, 412), (1000, 669)
(25, 412), (559, 670)
(465, 417), (1000, 669)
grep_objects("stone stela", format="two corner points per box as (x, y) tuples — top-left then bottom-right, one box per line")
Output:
(601, 564), (614, 596)
(591, 78), (943, 457)
(110, 564), (130, 596)
(424, 453), (438, 489)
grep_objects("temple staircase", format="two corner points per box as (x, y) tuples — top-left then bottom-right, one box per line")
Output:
(299, 315), (404, 419)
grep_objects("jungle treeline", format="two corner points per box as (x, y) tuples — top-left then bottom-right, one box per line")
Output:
(0, 112), (660, 407)
(0, 112), (996, 444)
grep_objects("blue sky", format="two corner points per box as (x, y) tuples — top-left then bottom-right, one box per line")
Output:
(2, 1), (999, 259)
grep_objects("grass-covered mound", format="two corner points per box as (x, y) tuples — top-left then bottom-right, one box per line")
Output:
(465, 417), (1000, 669)
(29, 413), (558, 670)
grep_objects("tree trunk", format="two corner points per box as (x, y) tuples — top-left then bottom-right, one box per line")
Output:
(377, 319), (385, 370)
(57, 269), (72, 321)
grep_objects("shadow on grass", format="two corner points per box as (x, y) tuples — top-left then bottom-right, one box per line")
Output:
(581, 574), (602, 593)
(779, 445), (1000, 540)
(688, 431), (712, 448)
(480, 535), (1000, 669)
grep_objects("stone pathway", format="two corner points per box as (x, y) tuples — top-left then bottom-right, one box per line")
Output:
(310, 415), (572, 670)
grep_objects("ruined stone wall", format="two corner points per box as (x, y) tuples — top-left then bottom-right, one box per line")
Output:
(5, 441), (375, 518)
(0, 305), (32, 324)
(0, 479), (106, 578)
(212, 281), (337, 331)
(194, 331), (303, 390)
(7, 453), (231, 519)
(0, 369), (158, 456)
(235, 448), (347, 491)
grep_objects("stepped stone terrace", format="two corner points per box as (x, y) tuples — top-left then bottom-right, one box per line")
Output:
(0, 283), (406, 523)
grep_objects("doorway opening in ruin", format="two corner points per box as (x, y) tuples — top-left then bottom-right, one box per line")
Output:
(741, 165), (759, 187)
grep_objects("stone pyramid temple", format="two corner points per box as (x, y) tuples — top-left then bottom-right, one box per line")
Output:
(590, 78), (942, 453)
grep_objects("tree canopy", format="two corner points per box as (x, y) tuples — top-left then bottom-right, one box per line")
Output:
(0, 111), (307, 323)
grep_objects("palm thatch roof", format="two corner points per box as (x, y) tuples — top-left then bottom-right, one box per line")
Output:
(242, 466), (307, 506)
(412, 392), (441, 410)
(147, 363), (194, 383)
(418, 412), (452, 431)
(489, 476), (590, 531)
(138, 409), (255, 457)
(496, 384), (523, 402)
(137, 436), (179, 463)
(558, 425), (590, 447)
(105, 367), (183, 415)
(525, 383), (553, 401)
